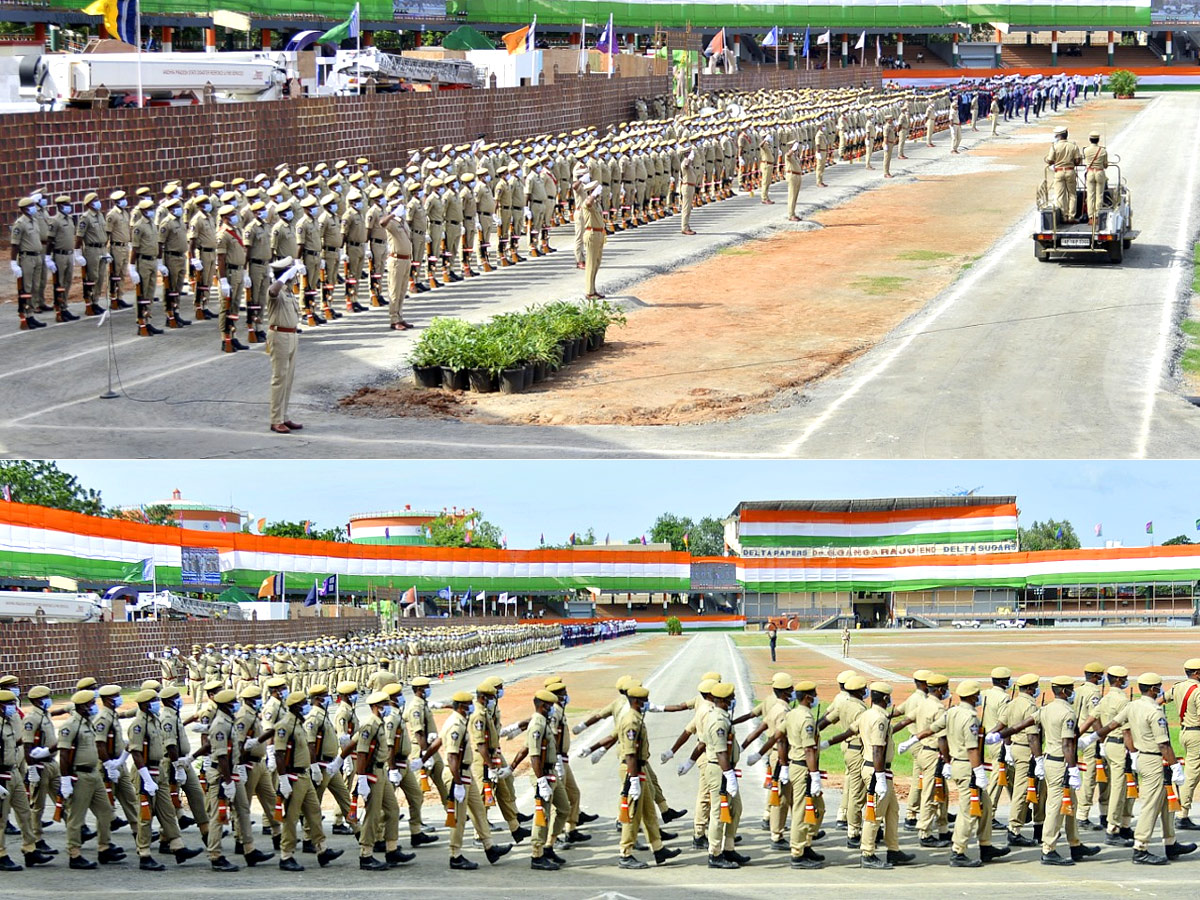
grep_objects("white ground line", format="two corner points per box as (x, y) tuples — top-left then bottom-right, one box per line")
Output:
(724, 633), (765, 788)
(781, 97), (1156, 458)
(1136, 98), (1200, 458)
(784, 636), (902, 680)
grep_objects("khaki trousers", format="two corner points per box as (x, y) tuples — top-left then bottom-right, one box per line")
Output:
(584, 232), (604, 297)
(246, 759), (280, 836)
(84, 247), (109, 303)
(1041, 759), (1080, 854)
(787, 763), (823, 853)
(951, 123), (962, 152)
(266, 329), (297, 427)
(0, 772), (36, 856)
(916, 747), (948, 836)
(860, 771), (899, 856)
(386, 255), (411, 326)
(619, 772), (661, 857)
(66, 770), (112, 855)
(786, 173), (802, 218)
(397, 766), (425, 836)
(680, 184), (695, 231)
(441, 771), (491, 857)
(844, 747), (866, 836)
(1077, 740), (1107, 821)
(444, 224), (462, 277)
(1133, 754), (1175, 851)
(693, 759), (712, 837)
(1104, 741), (1134, 832)
(529, 777), (569, 857)
(1085, 171), (1107, 220)
(136, 767), (183, 856)
(29, 759), (59, 840)
(573, 209), (586, 264)
(815, 153), (827, 187)
(704, 765), (741, 856)
(759, 162), (773, 201)
(1181, 729), (1200, 817)
(1008, 744), (1045, 833)
(883, 144), (894, 176)
(359, 773), (399, 856)
(950, 763), (993, 854)
(204, 777), (253, 861)
(113, 769), (140, 828)
(472, 755), (516, 832)
(279, 774), (324, 859)
(1053, 170), (1077, 220)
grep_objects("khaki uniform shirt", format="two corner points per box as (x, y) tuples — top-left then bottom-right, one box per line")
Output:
(981, 685), (1010, 734)
(946, 704), (981, 760)
(209, 709), (240, 767)
(858, 706), (895, 769)
(1, 715), (22, 772)
(784, 704), (817, 764)
(128, 710), (166, 763)
(1083, 144), (1109, 171)
(384, 215), (412, 258)
(1172, 679), (1200, 728)
(469, 703), (498, 761)
(46, 211), (74, 252)
(1038, 698), (1076, 757)
(702, 706), (737, 766)
(274, 709), (311, 769)
(356, 711), (388, 769)
(59, 711), (101, 768)
(1003, 692), (1039, 746)
(1045, 139), (1082, 169)
(93, 705), (125, 758)
(616, 707), (649, 763)
(21, 704), (57, 756)
(234, 705), (263, 760)
(525, 710), (551, 766)
(438, 710), (471, 767)
(302, 705), (337, 761)
(1123, 695), (1171, 754)
(106, 206), (131, 245)
(916, 693), (948, 750)
(11, 215), (42, 254)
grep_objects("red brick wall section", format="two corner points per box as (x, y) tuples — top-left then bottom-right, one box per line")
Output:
(0, 616), (379, 694)
(0, 76), (668, 218)
(698, 66), (884, 93)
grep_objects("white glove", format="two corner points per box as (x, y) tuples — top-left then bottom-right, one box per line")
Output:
(873, 772), (889, 797)
(1067, 766), (1082, 789)
(60, 776), (74, 799)
(1172, 762), (1186, 785)
(338, 733), (352, 748)
(26, 767), (39, 787)
(324, 759), (342, 776)
(309, 763), (324, 783)
(102, 253), (112, 263)
(500, 724), (521, 739)
(0, 783), (8, 800)
(74, 252), (86, 266)
(495, 765), (512, 780)
(1130, 751), (1140, 769)
(222, 778), (236, 800)
(138, 766), (158, 795)
(265, 746), (277, 773)
(364, 248), (372, 261)
(343, 756), (356, 778)
(1001, 743), (1013, 764)
(677, 759), (695, 776)
(554, 759), (564, 780)
(388, 768), (401, 786)
(973, 765), (988, 788)
(242, 272), (251, 288)
(157, 263), (169, 277)
(589, 747), (607, 765)
(129, 264), (140, 285)
(1034, 756), (1046, 779)
(278, 775), (292, 798)
(897, 737), (917, 754)
(524, 209), (532, 222)
(660, 749), (675, 764)
(356, 774), (370, 796)
(320, 257), (327, 272)
(45, 255), (57, 274)
(1098, 742), (1108, 760)
(627, 776), (642, 801)
(1077, 733), (1098, 750)
(219, 277), (230, 297)
(243, 737), (260, 752)
(810, 772), (823, 796)
(572, 723), (585, 735)
(429, 701), (446, 710)
(174, 763), (188, 784)
(984, 732), (1003, 746)
(646, 704), (665, 713)
(779, 766), (790, 785)
(745, 750), (762, 767)
(9, 260), (21, 278)
(452, 783), (466, 803)
(339, 250), (348, 263)
(724, 768), (739, 797)
(29, 746), (51, 760)
(537, 776), (552, 800)
(190, 257), (203, 271)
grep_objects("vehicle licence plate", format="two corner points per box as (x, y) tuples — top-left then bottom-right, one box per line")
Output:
(1060, 237), (1090, 248)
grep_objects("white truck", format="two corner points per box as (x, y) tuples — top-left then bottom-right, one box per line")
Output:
(0, 589), (104, 623)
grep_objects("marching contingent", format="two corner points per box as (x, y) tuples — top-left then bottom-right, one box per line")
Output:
(9, 73), (1107, 345)
(4, 624), (1199, 879)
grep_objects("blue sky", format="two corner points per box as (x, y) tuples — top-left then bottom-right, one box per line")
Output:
(57, 460), (1200, 550)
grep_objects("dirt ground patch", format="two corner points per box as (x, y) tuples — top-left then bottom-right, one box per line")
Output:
(347, 98), (1140, 427)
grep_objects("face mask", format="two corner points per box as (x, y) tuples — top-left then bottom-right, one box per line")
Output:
(231, 701), (242, 714)
(299, 703), (312, 717)
(561, 693), (570, 705)
(327, 205), (337, 214)
(149, 700), (162, 715)
(321, 695), (331, 708)
(60, 205), (72, 214)
(283, 210), (294, 221)
(284, 176), (293, 185)
(373, 177), (382, 186)
(348, 693), (359, 705)
(353, 201), (363, 210)
(10, 687), (19, 700)
(730, 698), (737, 712)
(38, 698), (51, 711)
(396, 695), (406, 708)
(118, 198), (128, 208)
(279, 687), (289, 699)
(252, 698), (262, 711)
(486, 698), (496, 710)
(1, 704), (14, 718)
(88, 703), (100, 717)
(229, 214), (239, 226)
(334, 184), (344, 194)
(172, 697), (183, 711)
(1064, 691), (1075, 705)
(295, 186), (306, 197)
(173, 190), (183, 200)
(38, 197), (48, 208)
(91, 200), (101, 210)
(172, 207), (183, 218)
(257, 210), (268, 221)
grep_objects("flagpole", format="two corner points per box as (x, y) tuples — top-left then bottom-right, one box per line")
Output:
(355, 2), (361, 96)
(608, 13), (614, 79)
(579, 18), (585, 74)
(135, 0), (143, 109)
(335, 574), (340, 618)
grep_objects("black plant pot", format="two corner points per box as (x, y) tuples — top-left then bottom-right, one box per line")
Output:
(468, 368), (498, 393)
(533, 361), (548, 382)
(441, 367), (468, 391)
(522, 364), (535, 389)
(588, 329), (606, 351)
(413, 365), (442, 388)
(499, 367), (526, 394)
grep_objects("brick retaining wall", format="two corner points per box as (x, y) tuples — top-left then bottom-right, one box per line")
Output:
(0, 75), (669, 220)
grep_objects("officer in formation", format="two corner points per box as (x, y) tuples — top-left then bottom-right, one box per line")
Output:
(9, 85), (959, 334)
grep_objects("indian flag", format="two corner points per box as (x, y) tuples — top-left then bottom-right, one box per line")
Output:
(737, 501), (1019, 548)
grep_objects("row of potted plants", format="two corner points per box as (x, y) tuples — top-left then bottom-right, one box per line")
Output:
(408, 299), (627, 394)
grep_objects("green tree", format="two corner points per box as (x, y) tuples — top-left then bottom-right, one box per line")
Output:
(260, 520), (348, 542)
(650, 512), (694, 551)
(1162, 534), (1194, 546)
(0, 461), (105, 516)
(142, 504), (181, 527)
(690, 516), (726, 557)
(545, 527), (596, 549)
(1018, 519), (1081, 551)
(426, 511), (503, 549)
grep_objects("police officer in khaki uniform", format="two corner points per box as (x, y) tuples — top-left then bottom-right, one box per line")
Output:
(1172, 658), (1200, 829)
(469, 683), (527, 844)
(581, 183), (606, 300)
(10, 198), (47, 329)
(265, 259), (302, 435)
(340, 188), (368, 311)
(128, 689), (197, 870)
(206, 689), (268, 871)
(316, 194), (344, 319)
(615, 684), (675, 869)
(45, 195), (81, 321)
(158, 198), (191, 328)
(105, 191), (133, 310)
(824, 674), (870, 843)
(1045, 126), (1082, 222)
(406, 677), (451, 817)
(94, 684), (139, 830)
(365, 186), (388, 306)
(234, 685), (278, 851)
(1036, 675), (1098, 865)
(1082, 131), (1109, 225)
(1076, 665), (1135, 844)
(1, 690), (52, 871)
(702, 681), (745, 868)
(77, 192), (109, 317)
(274, 692), (342, 871)
(20, 684), (59, 855)
(1073, 663), (1106, 829)
(442, 176), (465, 280)
(352, 691), (405, 870)
(526, 689), (565, 870)
(780, 679), (824, 869)
(58, 690), (123, 868)
(945, 680), (1009, 867)
(381, 682), (435, 850)
(380, 191), (413, 331)
(858, 681), (911, 869)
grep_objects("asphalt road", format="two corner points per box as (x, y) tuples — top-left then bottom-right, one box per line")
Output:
(2, 94), (1198, 459)
(10, 632), (1200, 899)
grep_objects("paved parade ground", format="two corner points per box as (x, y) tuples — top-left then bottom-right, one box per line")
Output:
(2, 93), (1200, 459)
(13, 627), (1200, 899)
